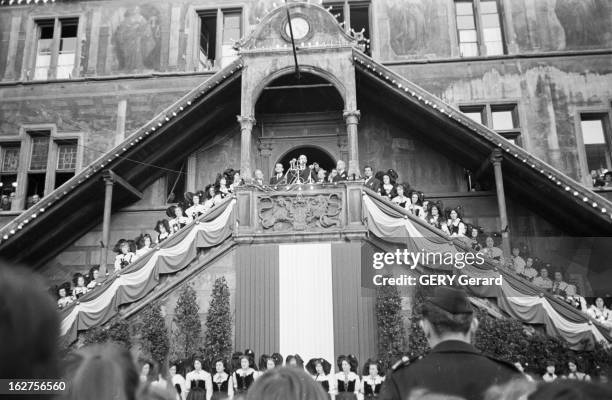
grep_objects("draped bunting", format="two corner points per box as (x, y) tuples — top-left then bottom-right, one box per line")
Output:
(60, 199), (235, 342)
(363, 192), (611, 349)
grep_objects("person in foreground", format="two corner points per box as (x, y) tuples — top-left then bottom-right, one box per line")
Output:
(379, 286), (521, 400)
(246, 366), (328, 400)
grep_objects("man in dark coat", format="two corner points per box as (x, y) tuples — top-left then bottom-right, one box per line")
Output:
(363, 165), (380, 191)
(332, 160), (348, 182)
(269, 162), (286, 185)
(379, 286), (521, 400)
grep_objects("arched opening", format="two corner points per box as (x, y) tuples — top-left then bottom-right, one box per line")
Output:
(277, 146), (336, 174)
(255, 72), (344, 114)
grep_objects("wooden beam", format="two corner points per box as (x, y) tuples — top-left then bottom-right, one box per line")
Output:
(103, 170), (143, 200)
(263, 84), (334, 90)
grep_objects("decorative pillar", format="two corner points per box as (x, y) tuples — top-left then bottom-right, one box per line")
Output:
(343, 109), (361, 179)
(491, 149), (511, 257)
(100, 172), (114, 276)
(237, 115), (256, 182)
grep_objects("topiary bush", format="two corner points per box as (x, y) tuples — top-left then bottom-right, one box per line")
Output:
(203, 276), (232, 363)
(140, 302), (170, 367)
(376, 278), (406, 371)
(169, 284), (202, 362)
(82, 319), (131, 348)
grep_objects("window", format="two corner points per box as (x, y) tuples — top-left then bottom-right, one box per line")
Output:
(0, 144), (19, 210)
(454, 0), (504, 57)
(33, 17), (79, 80)
(197, 9), (242, 71)
(323, 1), (371, 55)
(55, 140), (78, 188)
(0, 129), (81, 210)
(460, 103), (521, 145)
(580, 115), (611, 175)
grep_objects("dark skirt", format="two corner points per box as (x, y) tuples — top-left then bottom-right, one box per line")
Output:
(337, 393), (358, 400)
(186, 388), (207, 400)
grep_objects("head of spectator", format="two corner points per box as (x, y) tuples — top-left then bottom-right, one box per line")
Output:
(420, 286), (477, 348)
(336, 160), (346, 172)
(312, 162), (320, 172)
(239, 354), (251, 371)
(448, 208), (461, 222)
(155, 219), (170, 236)
(232, 170), (242, 185)
(409, 190), (421, 206)
(430, 203), (441, 218)
(260, 355), (276, 371)
(540, 268), (549, 279)
(204, 184), (216, 200)
(0, 265), (60, 379)
(73, 273), (86, 289)
(58, 285), (69, 300)
(485, 236), (495, 249)
(422, 199), (430, 211)
(362, 359), (383, 378)
(329, 168), (338, 180)
(88, 265), (100, 283)
(254, 169), (264, 181)
(526, 257), (534, 268)
(604, 171), (612, 185)
(553, 271), (564, 282)
(396, 183), (407, 197)
(512, 247), (520, 257)
(470, 226), (480, 240)
(317, 169), (326, 181)
(61, 343), (139, 400)
(285, 354), (304, 369)
(306, 358), (331, 377)
(382, 174), (391, 185)
(274, 162), (284, 175)
(527, 380), (612, 400)
(32, 193), (40, 204)
(171, 222), (180, 234)
(594, 297), (605, 309)
(337, 355), (358, 373)
(1, 194), (10, 210)
(191, 192), (201, 206)
(364, 165), (373, 178)
(114, 239), (131, 255)
(214, 358), (229, 374)
(246, 366), (328, 400)
(138, 234), (153, 250)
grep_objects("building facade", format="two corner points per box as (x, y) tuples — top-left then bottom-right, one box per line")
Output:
(0, 0), (611, 360)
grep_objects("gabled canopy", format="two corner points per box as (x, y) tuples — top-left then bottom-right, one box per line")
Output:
(0, 60), (243, 267)
(352, 50), (612, 236)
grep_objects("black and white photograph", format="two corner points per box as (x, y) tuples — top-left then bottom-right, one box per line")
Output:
(0, 0), (611, 399)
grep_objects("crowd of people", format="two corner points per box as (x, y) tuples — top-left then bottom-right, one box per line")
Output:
(4, 265), (611, 400)
(145, 352), (385, 400)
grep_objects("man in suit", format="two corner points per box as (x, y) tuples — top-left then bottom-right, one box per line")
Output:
(379, 286), (521, 400)
(363, 165), (380, 192)
(288, 154), (314, 183)
(332, 160), (348, 182)
(269, 163), (286, 185)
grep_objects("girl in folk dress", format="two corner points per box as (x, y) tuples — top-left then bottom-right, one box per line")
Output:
(361, 359), (385, 400)
(185, 359), (212, 400)
(335, 355), (360, 400)
(445, 208), (465, 237)
(113, 239), (135, 272)
(391, 184), (409, 208)
(259, 355), (277, 372)
(57, 283), (73, 309)
(306, 358), (332, 399)
(233, 355), (256, 395)
(155, 219), (171, 244)
(406, 191), (424, 218)
(427, 202), (443, 230)
(202, 184), (217, 213)
(168, 205), (192, 229)
(71, 273), (89, 299)
(186, 191), (207, 219)
(211, 359), (233, 400)
(420, 200), (430, 221)
(378, 174), (395, 200)
(134, 234), (154, 260)
(216, 175), (230, 200)
(169, 363), (187, 400)
(587, 297), (612, 326)
(86, 266), (100, 290)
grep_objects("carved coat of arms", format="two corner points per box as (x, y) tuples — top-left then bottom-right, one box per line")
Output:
(257, 194), (342, 231)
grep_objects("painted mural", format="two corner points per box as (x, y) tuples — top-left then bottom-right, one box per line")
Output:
(112, 6), (161, 72)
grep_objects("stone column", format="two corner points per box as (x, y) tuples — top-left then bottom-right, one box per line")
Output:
(100, 172), (114, 276)
(491, 149), (511, 257)
(343, 109), (361, 179)
(237, 115), (256, 182)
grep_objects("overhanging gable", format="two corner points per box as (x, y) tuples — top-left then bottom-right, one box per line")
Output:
(0, 60), (244, 267)
(352, 50), (612, 236)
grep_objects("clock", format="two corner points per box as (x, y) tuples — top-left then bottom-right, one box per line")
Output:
(284, 17), (310, 40)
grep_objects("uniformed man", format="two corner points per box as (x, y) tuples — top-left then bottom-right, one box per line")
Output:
(379, 286), (521, 400)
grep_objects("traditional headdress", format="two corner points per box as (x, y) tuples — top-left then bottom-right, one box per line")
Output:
(337, 355), (358, 373)
(306, 358), (331, 376)
(362, 358), (384, 376)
